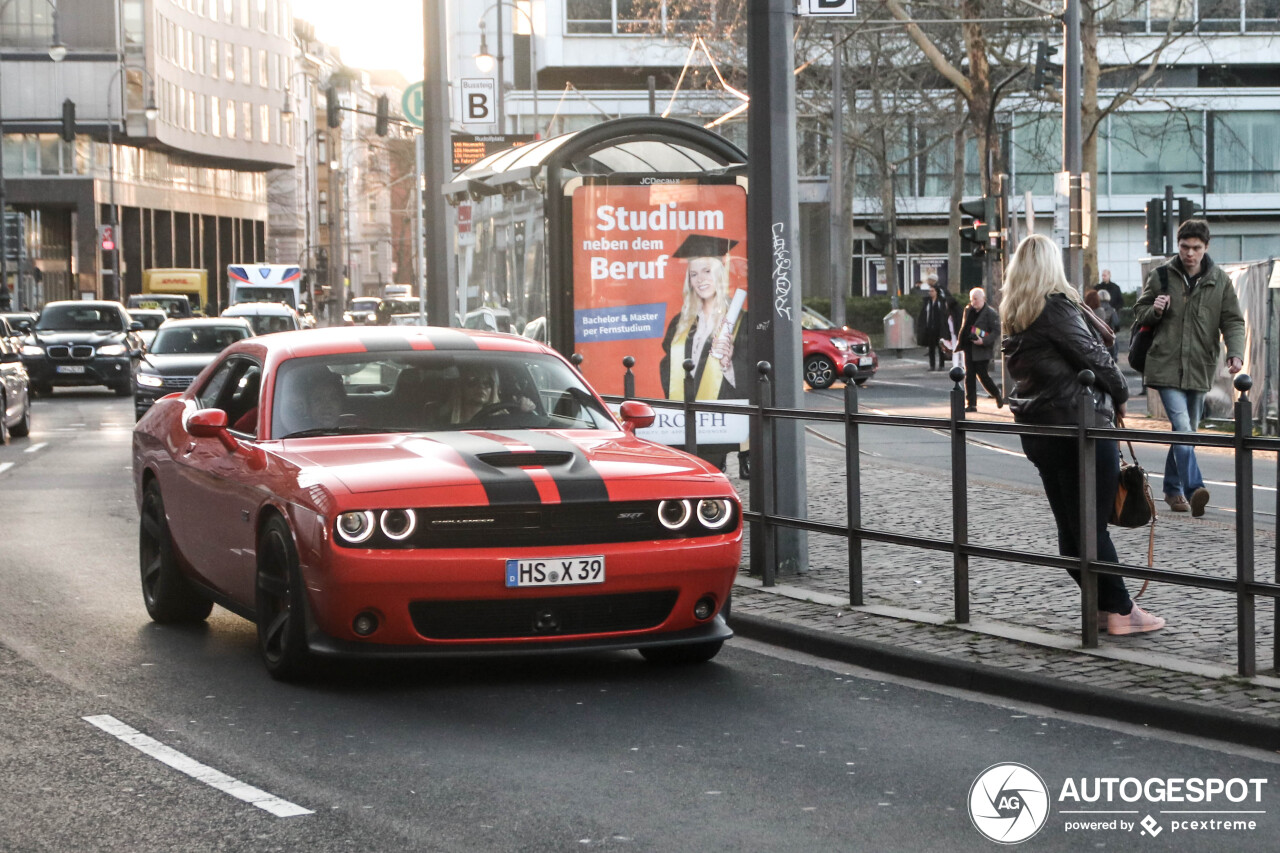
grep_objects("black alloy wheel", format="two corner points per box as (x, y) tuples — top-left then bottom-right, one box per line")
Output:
(804, 355), (836, 390)
(255, 515), (312, 681)
(139, 481), (213, 623)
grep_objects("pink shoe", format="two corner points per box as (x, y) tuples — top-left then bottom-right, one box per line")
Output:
(1106, 605), (1166, 636)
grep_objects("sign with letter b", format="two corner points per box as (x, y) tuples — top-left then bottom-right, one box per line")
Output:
(800, 0), (856, 14)
(460, 78), (497, 126)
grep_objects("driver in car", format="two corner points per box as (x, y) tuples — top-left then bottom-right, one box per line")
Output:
(445, 364), (536, 425)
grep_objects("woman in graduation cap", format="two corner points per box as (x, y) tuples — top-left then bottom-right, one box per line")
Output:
(659, 233), (749, 403)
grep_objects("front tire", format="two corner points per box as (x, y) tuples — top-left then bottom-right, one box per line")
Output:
(9, 392), (30, 438)
(804, 355), (836, 390)
(640, 640), (724, 666)
(255, 516), (312, 681)
(114, 381), (133, 397)
(139, 481), (213, 623)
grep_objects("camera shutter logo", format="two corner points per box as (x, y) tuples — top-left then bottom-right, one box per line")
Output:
(969, 763), (1050, 844)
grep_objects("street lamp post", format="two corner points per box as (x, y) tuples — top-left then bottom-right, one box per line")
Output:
(473, 2), (538, 137)
(0, 0), (66, 308)
(103, 62), (159, 300)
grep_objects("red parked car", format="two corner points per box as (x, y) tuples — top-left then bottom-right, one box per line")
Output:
(132, 327), (741, 679)
(802, 307), (878, 390)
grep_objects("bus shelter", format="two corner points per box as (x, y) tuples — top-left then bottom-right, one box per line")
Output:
(444, 117), (750, 460)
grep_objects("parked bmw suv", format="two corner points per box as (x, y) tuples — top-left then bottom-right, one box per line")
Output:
(21, 301), (143, 396)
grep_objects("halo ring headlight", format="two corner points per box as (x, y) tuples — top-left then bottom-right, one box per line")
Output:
(379, 509), (417, 541)
(336, 510), (376, 544)
(657, 499), (693, 530)
(697, 499), (734, 530)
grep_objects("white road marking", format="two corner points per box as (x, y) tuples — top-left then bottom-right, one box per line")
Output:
(83, 715), (313, 818)
(24, 442), (47, 453)
(0, 463), (12, 475)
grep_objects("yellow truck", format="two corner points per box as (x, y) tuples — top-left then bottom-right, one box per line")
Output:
(138, 268), (209, 316)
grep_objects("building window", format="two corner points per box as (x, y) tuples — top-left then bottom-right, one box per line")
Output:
(209, 37), (219, 77)
(241, 0), (250, 28)
(198, 94), (207, 134)
(566, 0), (717, 35)
(226, 99), (237, 138)
(0, 0), (57, 47)
(196, 35), (205, 75)
(261, 103), (271, 142)
(1109, 111), (1205, 195)
(241, 46), (252, 85)
(225, 43), (235, 82)
(211, 95), (221, 136)
(1213, 111), (1280, 192)
(243, 101), (253, 141)
(222, 0), (233, 24)
(259, 49), (269, 87)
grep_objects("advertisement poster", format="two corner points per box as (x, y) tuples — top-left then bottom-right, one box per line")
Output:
(571, 180), (749, 448)
(911, 258), (949, 294)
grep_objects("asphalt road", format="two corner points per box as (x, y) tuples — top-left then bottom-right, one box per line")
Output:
(1, 389), (1277, 852)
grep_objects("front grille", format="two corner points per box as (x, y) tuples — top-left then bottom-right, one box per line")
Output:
(46, 345), (94, 361)
(409, 591), (679, 640)
(162, 376), (195, 390)
(337, 501), (738, 550)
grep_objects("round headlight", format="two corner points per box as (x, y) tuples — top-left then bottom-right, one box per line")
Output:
(336, 510), (376, 544)
(136, 373), (165, 388)
(657, 499), (692, 531)
(379, 509), (416, 541)
(697, 499), (734, 530)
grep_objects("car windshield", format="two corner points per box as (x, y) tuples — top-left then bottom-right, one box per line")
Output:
(151, 325), (250, 355)
(351, 299), (380, 311)
(36, 305), (124, 332)
(801, 309), (836, 331)
(271, 351), (615, 439)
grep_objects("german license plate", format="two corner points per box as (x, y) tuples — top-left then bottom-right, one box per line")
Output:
(506, 556), (605, 588)
(56, 365), (86, 374)
(858, 357), (873, 367)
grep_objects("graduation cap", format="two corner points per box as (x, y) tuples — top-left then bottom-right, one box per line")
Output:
(673, 234), (739, 259)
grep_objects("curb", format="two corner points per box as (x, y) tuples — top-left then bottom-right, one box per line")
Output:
(729, 612), (1280, 752)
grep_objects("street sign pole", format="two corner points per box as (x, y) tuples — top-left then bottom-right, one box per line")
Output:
(422, 0), (456, 326)
(748, 0), (808, 577)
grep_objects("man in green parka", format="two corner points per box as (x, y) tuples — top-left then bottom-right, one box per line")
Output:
(1132, 219), (1245, 516)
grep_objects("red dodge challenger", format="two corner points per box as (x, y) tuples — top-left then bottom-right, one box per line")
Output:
(133, 327), (741, 679)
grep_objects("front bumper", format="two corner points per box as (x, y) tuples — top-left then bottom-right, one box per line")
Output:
(301, 534), (741, 651)
(836, 350), (878, 379)
(24, 354), (133, 389)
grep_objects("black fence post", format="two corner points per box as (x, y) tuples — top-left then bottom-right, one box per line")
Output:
(949, 365), (969, 624)
(758, 362), (775, 588)
(682, 358), (697, 457)
(1234, 373), (1256, 677)
(844, 364), (863, 606)
(623, 356), (635, 400)
(1076, 370), (1100, 648)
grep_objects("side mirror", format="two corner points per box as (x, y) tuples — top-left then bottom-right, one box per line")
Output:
(187, 407), (230, 440)
(618, 400), (655, 432)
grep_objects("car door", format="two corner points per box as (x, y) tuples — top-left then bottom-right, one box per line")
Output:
(166, 355), (267, 607)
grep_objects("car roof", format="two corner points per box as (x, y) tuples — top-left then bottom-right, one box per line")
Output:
(220, 325), (554, 362)
(157, 317), (254, 330)
(42, 300), (125, 311)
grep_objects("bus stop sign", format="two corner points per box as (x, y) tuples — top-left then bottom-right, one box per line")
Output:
(402, 81), (424, 129)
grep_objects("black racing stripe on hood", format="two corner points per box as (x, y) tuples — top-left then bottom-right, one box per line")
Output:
(514, 433), (610, 503)
(434, 432), (541, 505)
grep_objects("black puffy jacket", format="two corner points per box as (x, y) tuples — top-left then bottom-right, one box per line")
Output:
(1001, 294), (1129, 426)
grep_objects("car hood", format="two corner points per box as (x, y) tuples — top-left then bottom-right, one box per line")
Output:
(140, 353), (217, 375)
(276, 429), (729, 503)
(29, 330), (127, 345)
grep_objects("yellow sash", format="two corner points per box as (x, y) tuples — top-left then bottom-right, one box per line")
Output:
(667, 315), (742, 401)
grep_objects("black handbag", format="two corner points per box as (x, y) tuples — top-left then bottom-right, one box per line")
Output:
(1127, 267), (1169, 372)
(1111, 431), (1154, 529)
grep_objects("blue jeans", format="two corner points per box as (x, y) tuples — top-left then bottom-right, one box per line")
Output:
(1157, 387), (1206, 498)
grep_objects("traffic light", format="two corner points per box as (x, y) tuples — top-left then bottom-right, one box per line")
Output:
(316, 247), (329, 280)
(326, 86), (341, 128)
(958, 198), (992, 256)
(98, 224), (115, 253)
(1033, 41), (1058, 90)
(1178, 196), (1201, 222)
(61, 99), (76, 143)
(865, 219), (891, 253)
(375, 94), (389, 136)
(1144, 198), (1165, 254)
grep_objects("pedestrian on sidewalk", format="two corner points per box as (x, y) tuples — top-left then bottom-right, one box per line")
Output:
(959, 287), (1002, 412)
(1132, 219), (1245, 517)
(1083, 289), (1119, 362)
(914, 276), (949, 371)
(1000, 234), (1164, 636)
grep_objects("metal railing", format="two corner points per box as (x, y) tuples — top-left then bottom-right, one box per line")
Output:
(598, 356), (1280, 678)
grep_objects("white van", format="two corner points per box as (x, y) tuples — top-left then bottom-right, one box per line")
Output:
(221, 302), (302, 335)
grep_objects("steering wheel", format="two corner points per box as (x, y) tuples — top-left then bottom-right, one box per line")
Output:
(467, 400), (523, 422)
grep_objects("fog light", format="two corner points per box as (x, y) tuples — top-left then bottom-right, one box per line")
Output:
(693, 596), (716, 621)
(658, 499), (692, 530)
(352, 611), (379, 636)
